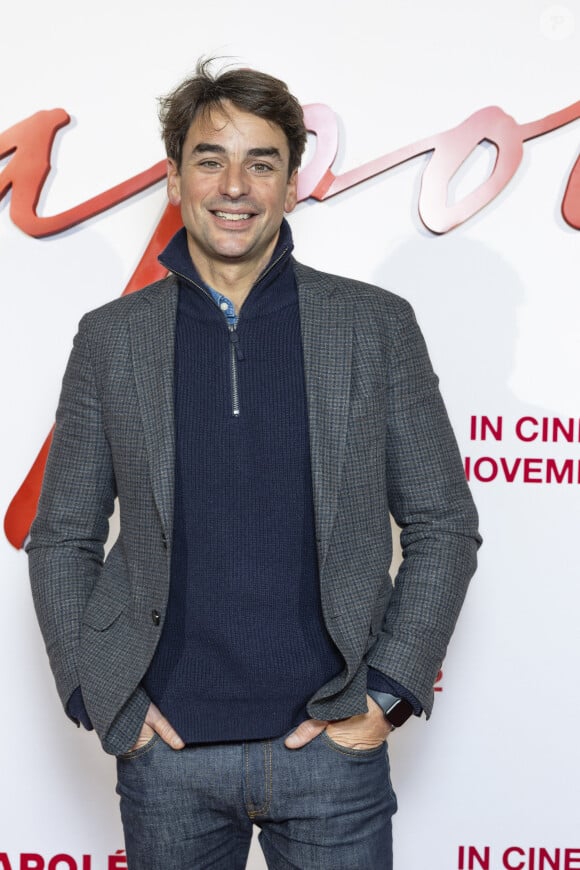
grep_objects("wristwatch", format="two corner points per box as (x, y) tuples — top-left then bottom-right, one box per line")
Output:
(367, 690), (414, 729)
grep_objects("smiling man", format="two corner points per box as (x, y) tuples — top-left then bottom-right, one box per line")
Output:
(27, 59), (481, 869)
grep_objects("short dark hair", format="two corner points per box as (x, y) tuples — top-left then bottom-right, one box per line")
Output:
(159, 58), (307, 177)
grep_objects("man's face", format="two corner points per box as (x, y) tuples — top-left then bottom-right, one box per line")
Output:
(167, 101), (298, 277)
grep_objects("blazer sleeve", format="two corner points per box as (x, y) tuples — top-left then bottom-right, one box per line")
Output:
(365, 298), (482, 716)
(26, 316), (117, 713)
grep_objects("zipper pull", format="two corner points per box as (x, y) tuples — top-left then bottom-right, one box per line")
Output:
(229, 328), (245, 360)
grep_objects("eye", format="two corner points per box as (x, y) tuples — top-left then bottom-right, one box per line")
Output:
(250, 162), (273, 173)
(198, 159), (222, 169)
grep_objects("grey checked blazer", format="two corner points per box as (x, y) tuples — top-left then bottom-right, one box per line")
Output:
(28, 261), (481, 755)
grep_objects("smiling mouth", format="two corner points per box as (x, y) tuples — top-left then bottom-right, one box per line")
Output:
(213, 211), (253, 222)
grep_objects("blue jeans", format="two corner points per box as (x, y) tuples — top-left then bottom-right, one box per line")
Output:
(116, 729), (397, 869)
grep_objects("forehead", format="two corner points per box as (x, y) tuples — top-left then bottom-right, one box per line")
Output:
(185, 101), (290, 157)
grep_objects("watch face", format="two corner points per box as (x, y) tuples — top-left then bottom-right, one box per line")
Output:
(386, 698), (414, 727)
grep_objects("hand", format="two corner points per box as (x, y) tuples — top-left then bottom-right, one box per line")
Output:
(284, 695), (392, 750)
(326, 695), (392, 750)
(129, 702), (185, 752)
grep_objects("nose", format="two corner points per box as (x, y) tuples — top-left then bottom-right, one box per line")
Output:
(219, 162), (249, 199)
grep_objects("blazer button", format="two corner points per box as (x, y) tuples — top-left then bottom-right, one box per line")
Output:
(151, 609), (161, 626)
(161, 534), (168, 550)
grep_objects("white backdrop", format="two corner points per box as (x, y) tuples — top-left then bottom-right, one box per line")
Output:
(1, 1), (579, 868)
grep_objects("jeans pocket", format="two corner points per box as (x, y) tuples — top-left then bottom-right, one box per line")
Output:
(319, 730), (386, 758)
(117, 731), (160, 761)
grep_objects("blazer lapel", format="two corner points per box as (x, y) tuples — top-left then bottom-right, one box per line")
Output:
(296, 262), (353, 573)
(129, 277), (178, 539)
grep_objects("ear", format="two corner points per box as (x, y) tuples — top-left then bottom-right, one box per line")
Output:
(167, 158), (182, 206)
(284, 169), (299, 214)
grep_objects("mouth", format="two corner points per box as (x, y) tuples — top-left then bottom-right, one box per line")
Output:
(213, 210), (255, 222)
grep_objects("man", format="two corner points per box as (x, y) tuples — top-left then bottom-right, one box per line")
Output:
(28, 59), (481, 869)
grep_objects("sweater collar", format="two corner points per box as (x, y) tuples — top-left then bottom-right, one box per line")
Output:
(158, 218), (295, 300)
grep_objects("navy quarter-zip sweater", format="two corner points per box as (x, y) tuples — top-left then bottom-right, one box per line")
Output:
(142, 222), (344, 742)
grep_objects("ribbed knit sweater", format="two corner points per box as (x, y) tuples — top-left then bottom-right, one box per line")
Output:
(142, 222), (344, 742)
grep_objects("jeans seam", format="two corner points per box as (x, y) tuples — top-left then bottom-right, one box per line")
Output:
(244, 740), (272, 818)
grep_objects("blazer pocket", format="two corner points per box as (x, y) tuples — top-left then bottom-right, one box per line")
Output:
(82, 591), (126, 631)
(82, 540), (130, 631)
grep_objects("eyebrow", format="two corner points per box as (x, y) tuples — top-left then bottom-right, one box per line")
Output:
(191, 143), (283, 162)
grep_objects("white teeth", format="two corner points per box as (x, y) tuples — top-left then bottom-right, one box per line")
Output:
(215, 211), (251, 221)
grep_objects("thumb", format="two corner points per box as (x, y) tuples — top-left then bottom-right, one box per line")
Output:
(285, 718), (328, 749)
(145, 702), (185, 750)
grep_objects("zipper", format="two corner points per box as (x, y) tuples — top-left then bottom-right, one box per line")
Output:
(228, 326), (244, 417)
(170, 267), (241, 416)
(168, 245), (289, 419)
(221, 247), (287, 418)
